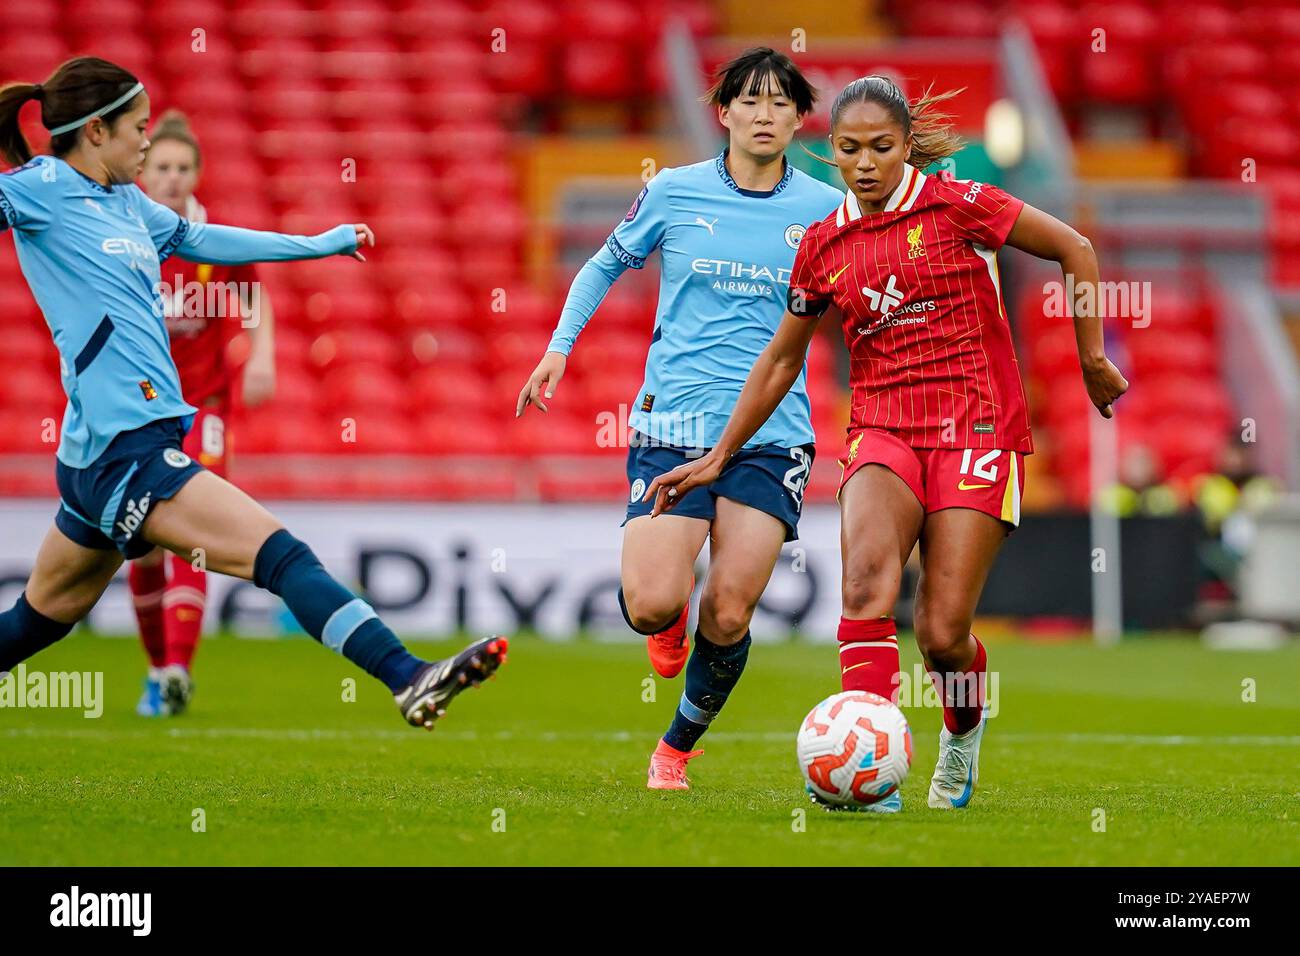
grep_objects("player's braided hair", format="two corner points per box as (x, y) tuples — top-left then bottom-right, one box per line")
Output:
(149, 109), (202, 168)
(820, 75), (965, 171)
(0, 57), (142, 167)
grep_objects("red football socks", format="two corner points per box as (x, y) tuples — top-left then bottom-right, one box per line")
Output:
(128, 559), (167, 669)
(931, 635), (987, 735)
(163, 553), (207, 669)
(837, 616), (900, 702)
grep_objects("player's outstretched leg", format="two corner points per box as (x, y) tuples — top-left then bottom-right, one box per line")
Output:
(0, 526), (123, 673)
(144, 471), (507, 730)
(394, 636), (508, 729)
(913, 509), (1004, 809)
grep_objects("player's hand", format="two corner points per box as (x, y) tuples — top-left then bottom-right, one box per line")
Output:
(645, 450), (726, 517)
(1082, 355), (1128, 419)
(515, 351), (567, 417)
(242, 349), (276, 407)
(349, 223), (375, 261)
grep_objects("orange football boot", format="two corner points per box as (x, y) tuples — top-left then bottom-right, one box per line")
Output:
(646, 579), (692, 679)
(647, 739), (704, 790)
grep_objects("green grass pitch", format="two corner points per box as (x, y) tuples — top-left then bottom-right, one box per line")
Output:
(1, 631), (1296, 866)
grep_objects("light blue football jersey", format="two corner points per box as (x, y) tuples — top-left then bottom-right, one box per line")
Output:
(0, 155), (354, 468)
(609, 150), (842, 449)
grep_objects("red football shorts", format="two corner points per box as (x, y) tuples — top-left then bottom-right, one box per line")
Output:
(184, 405), (229, 479)
(838, 427), (1025, 529)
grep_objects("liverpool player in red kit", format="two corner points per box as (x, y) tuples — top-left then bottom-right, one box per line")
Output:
(647, 76), (1128, 811)
(129, 111), (277, 716)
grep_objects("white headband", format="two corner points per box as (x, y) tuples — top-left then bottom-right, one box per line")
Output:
(46, 82), (144, 136)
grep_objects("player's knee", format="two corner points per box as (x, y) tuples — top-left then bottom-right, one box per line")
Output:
(623, 588), (685, 634)
(841, 556), (902, 618)
(913, 601), (971, 659)
(698, 590), (755, 644)
(27, 582), (97, 625)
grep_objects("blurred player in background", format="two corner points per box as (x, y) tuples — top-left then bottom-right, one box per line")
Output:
(129, 110), (277, 717)
(516, 48), (843, 790)
(0, 57), (506, 729)
(647, 75), (1128, 811)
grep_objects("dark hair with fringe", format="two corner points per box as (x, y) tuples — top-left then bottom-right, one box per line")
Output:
(825, 75), (965, 170)
(703, 46), (818, 116)
(0, 56), (142, 167)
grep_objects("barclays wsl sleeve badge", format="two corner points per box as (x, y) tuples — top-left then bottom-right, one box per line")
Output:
(625, 184), (649, 221)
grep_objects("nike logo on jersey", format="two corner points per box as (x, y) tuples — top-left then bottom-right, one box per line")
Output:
(958, 479), (992, 490)
(828, 263), (851, 285)
(692, 216), (718, 234)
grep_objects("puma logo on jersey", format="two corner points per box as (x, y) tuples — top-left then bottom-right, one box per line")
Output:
(828, 263), (851, 285)
(692, 216), (718, 234)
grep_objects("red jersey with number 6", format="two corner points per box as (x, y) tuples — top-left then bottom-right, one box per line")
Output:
(159, 256), (258, 409)
(789, 167), (1033, 454)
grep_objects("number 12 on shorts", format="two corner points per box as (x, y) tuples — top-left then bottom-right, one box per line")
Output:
(959, 448), (1000, 483)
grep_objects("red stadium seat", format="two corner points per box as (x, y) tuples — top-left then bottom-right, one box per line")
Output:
(0, 37), (70, 81)
(405, 328), (486, 369)
(562, 44), (636, 100)
(419, 413), (510, 456)
(899, 3), (998, 39)
(0, 366), (64, 411)
(0, 410), (60, 453)
(408, 366), (496, 414)
(238, 414), (338, 455)
(319, 363), (410, 415)
(308, 328), (402, 370)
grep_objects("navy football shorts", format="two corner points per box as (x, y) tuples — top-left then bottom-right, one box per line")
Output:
(623, 430), (815, 542)
(55, 417), (206, 560)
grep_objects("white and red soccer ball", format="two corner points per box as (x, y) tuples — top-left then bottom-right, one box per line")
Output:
(797, 691), (913, 808)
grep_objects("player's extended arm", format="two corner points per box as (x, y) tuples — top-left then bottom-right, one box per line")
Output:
(516, 244), (628, 416)
(174, 221), (374, 266)
(645, 308), (821, 516)
(241, 283), (276, 407)
(1005, 204), (1128, 418)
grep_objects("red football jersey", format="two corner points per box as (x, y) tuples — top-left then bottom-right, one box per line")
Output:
(158, 257), (259, 408)
(790, 166), (1033, 453)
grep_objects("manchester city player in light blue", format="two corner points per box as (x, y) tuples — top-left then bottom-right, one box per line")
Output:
(515, 48), (842, 789)
(0, 56), (507, 724)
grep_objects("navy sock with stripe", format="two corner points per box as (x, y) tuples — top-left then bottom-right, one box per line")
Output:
(253, 529), (424, 692)
(0, 593), (75, 673)
(662, 630), (751, 751)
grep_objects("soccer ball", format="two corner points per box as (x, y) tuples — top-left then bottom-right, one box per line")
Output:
(797, 691), (912, 809)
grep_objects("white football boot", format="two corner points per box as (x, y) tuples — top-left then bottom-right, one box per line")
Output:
(927, 711), (986, 809)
